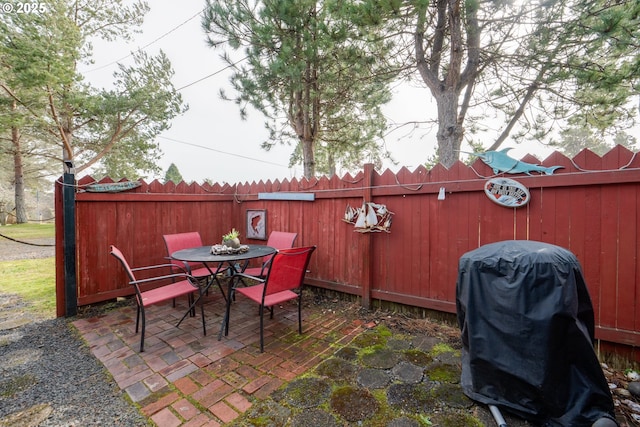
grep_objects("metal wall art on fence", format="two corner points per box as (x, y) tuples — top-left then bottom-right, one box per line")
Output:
(343, 202), (394, 233)
(84, 180), (141, 193)
(462, 148), (563, 175)
(484, 177), (531, 208)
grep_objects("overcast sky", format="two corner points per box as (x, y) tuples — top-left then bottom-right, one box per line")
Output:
(80, 0), (551, 184)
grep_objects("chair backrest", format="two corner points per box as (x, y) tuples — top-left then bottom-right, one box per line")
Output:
(263, 246), (316, 296)
(110, 245), (136, 282)
(163, 232), (205, 272)
(110, 245), (152, 308)
(256, 231), (298, 268)
(266, 231), (298, 250)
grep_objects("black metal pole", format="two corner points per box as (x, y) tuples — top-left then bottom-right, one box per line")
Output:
(63, 170), (77, 317)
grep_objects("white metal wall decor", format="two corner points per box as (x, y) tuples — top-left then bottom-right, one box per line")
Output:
(343, 202), (394, 233)
(484, 177), (530, 208)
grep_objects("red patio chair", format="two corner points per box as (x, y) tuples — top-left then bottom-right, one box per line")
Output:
(163, 231), (212, 279)
(110, 245), (206, 352)
(243, 231), (298, 278)
(163, 231), (226, 297)
(224, 245), (316, 352)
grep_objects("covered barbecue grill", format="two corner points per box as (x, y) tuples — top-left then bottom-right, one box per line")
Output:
(456, 240), (617, 426)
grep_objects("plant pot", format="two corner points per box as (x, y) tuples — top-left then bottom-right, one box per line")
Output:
(222, 238), (241, 249)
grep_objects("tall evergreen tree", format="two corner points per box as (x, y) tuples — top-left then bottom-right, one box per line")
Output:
(0, 4), (69, 222)
(569, 0), (640, 131)
(202, 0), (397, 178)
(0, 0), (187, 220)
(0, 0), (186, 178)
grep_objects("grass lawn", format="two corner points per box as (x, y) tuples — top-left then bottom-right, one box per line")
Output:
(0, 222), (54, 239)
(0, 258), (56, 317)
(0, 223), (56, 318)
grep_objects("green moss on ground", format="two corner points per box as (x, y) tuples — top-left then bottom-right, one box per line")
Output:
(330, 386), (380, 422)
(0, 374), (37, 398)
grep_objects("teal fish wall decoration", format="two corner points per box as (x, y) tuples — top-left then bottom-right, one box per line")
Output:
(462, 148), (563, 175)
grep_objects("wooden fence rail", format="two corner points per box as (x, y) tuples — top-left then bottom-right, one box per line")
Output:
(55, 145), (640, 360)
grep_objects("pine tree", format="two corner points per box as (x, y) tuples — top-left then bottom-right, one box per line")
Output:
(164, 163), (183, 184)
(202, 0), (397, 178)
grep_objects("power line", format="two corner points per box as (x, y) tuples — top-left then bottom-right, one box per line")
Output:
(82, 5), (245, 93)
(158, 135), (290, 168)
(176, 56), (247, 91)
(83, 8), (203, 73)
(79, 5), (294, 172)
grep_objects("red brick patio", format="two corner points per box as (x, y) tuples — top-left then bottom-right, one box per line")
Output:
(72, 291), (365, 426)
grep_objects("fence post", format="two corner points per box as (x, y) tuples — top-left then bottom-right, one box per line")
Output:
(62, 169), (77, 317)
(360, 163), (374, 309)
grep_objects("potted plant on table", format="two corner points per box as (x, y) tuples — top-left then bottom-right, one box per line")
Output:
(222, 228), (241, 248)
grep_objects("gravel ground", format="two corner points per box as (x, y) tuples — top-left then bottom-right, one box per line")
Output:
(0, 299), (149, 426)
(0, 237), (149, 426)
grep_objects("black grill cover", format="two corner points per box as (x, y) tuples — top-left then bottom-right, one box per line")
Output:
(456, 240), (616, 426)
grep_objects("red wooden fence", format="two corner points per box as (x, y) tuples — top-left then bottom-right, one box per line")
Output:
(55, 145), (640, 358)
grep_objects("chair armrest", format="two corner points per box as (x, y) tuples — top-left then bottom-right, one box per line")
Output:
(130, 273), (199, 288)
(231, 272), (265, 285)
(169, 259), (233, 276)
(258, 258), (273, 276)
(164, 258), (207, 275)
(131, 263), (186, 273)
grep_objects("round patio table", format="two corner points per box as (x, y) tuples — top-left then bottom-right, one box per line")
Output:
(172, 244), (276, 266)
(171, 244), (276, 337)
